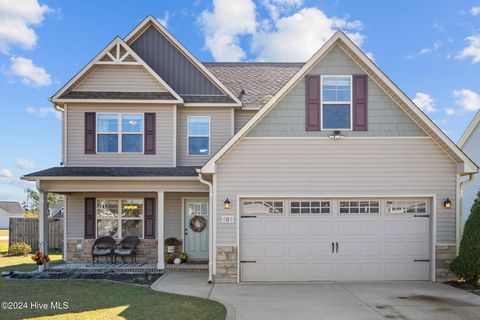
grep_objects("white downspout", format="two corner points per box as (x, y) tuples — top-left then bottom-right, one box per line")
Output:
(457, 173), (475, 253)
(197, 170), (213, 283)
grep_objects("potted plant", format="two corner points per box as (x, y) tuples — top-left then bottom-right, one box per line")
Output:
(31, 252), (50, 272)
(164, 238), (180, 253)
(164, 253), (176, 264)
(179, 252), (188, 263)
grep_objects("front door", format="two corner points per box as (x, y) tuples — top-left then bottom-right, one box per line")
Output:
(184, 199), (209, 260)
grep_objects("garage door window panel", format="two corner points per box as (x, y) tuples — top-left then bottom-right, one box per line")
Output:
(290, 200), (331, 215)
(242, 200), (284, 215)
(339, 200), (380, 215)
(386, 200), (428, 215)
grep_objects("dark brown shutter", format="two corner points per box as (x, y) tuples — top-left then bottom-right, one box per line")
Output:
(144, 113), (156, 154)
(84, 197), (96, 239)
(84, 112), (96, 154)
(353, 75), (368, 131)
(305, 75), (320, 131)
(144, 198), (155, 239)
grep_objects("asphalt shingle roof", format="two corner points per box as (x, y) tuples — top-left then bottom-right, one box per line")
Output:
(24, 167), (199, 177)
(59, 91), (176, 100)
(0, 201), (24, 216)
(204, 62), (304, 109)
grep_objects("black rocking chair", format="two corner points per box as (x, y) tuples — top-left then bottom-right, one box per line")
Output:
(114, 236), (140, 263)
(91, 236), (116, 264)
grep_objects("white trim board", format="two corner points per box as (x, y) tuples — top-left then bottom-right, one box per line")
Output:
(201, 31), (477, 175)
(458, 109), (480, 148)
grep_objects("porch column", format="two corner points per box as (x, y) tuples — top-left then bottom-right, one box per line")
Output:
(157, 191), (165, 269)
(38, 191), (49, 254)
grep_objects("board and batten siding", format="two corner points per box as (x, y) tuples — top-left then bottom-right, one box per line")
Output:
(177, 107), (234, 166)
(66, 104), (175, 167)
(234, 109), (257, 133)
(462, 123), (480, 223)
(164, 192), (208, 240)
(74, 65), (167, 92)
(215, 138), (457, 245)
(248, 45), (426, 137)
(66, 192), (156, 239)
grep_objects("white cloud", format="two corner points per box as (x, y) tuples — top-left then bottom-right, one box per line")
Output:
(445, 108), (456, 115)
(456, 35), (480, 63)
(158, 11), (169, 27)
(412, 92), (438, 113)
(199, 0), (257, 61)
(0, 0), (50, 53)
(9, 56), (51, 86)
(26, 106), (61, 119)
(0, 168), (13, 178)
(453, 89), (480, 112)
(405, 41), (441, 59)
(252, 7), (364, 61)
(15, 158), (37, 169)
(261, 0), (304, 21)
(471, 6), (480, 16)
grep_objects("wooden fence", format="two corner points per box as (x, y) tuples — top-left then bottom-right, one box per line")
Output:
(9, 218), (63, 252)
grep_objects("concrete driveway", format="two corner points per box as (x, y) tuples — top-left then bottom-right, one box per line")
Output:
(152, 273), (480, 320)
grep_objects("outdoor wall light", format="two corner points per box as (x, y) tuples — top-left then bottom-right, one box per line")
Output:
(329, 130), (344, 140)
(224, 198), (231, 210)
(444, 198), (452, 209)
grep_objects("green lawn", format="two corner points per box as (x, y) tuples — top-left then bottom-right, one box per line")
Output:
(0, 254), (63, 272)
(0, 280), (225, 320)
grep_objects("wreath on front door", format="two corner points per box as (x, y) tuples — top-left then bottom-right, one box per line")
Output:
(189, 215), (207, 233)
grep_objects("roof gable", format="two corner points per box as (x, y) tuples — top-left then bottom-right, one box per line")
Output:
(125, 16), (241, 106)
(0, 201), (24, 216)
(51, 37), (182, 104)
(459, 110), (480, 148)
(201, 31), (477, 175)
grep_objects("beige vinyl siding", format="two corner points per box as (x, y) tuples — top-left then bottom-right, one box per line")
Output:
(164, 192), (209, 240)
(234, 109), (257, 133)
(177, 107), (233, 166)
(215, 138), (457, 245)
(74, 65), (167, 92)
(66, 104), (174, 167)
(248, 45), (426, 137)
(66, 192), (156, 239)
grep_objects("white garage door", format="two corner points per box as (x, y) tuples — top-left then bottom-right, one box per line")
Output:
(240, 198), (431, 282)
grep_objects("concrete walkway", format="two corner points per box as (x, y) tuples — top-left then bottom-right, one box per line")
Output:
(152, 273), (480, 320)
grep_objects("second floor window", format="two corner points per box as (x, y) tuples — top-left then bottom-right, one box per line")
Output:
(188, 116), (210, 156)
(321, 76), (352, 130)
(97, 113), (143, 153)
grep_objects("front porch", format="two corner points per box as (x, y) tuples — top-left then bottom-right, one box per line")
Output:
(34, 176), (213, 277)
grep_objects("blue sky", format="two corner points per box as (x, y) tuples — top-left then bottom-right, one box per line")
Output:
(0, 0), (479, 203)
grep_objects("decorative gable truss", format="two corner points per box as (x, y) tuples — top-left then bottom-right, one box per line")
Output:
(51, 37), (183, 105)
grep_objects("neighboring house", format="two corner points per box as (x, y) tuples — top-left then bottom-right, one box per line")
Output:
(458, 110), (480, 223)
(0, 201), (25, 229)
(49, 200), (65, 219)
(22, 16), (477, 283)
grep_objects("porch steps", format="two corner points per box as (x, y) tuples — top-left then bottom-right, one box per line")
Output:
(165, 264), (208, 273)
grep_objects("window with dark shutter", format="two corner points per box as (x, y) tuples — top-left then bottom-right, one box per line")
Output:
(305, 75), (320, 131)
(85, 112), (96, 154)
(144, 198), (155, 239)
(84, 197), (96, 239)
(353, 75), (368, 131)
(144, 113), (156, 154)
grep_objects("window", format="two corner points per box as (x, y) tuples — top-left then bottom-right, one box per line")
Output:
(97, 114), (143, 153)
(242, 200), (284, 215)
(188, 116), (210, 155)
(339, 200), (380, 215)
(96, 199), (144, 238)
(321, 76), (352, 130)
(290, 200), (331, 215)
(386, 200), (427, 215)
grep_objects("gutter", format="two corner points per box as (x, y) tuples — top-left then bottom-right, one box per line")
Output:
(197, 169), (214, 283)
(457, 173), (475, 253)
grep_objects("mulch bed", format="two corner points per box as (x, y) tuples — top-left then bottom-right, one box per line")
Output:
(3, 271), (163, 286)
(445, 281), (480, 296)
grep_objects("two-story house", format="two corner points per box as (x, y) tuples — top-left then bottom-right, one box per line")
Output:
(23, 16), (477, 283)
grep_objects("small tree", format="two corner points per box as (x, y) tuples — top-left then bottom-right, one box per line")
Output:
(451, 191), (480, 282)
(21, 188), (63, 216)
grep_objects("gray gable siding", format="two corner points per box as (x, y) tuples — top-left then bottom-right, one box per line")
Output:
(130, 26), (223, 95)
(248, 45), (426, 137)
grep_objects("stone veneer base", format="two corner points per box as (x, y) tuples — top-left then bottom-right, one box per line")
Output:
(435, 244), (457, 282)
(215, 245), (237, 283)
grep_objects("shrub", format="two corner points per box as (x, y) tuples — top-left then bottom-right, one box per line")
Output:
(164, 253), (176, 264)
(451, 191), (480, 282)
(8, 242), (32, 256)
(164, 238), (180, 246)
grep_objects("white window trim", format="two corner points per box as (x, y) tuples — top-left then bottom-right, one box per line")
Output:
(338, 199), (381, 215)
(320, 75), (353, 131)
(289, 199), (332, 215)
(96, 198), (144, 239)
(187, 115), (211, 156)
(96, 113), (144, 154)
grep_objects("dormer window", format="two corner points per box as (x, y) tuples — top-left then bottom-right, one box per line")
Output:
(321, 75), (352, 130)
(97, 113), (144, 153)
